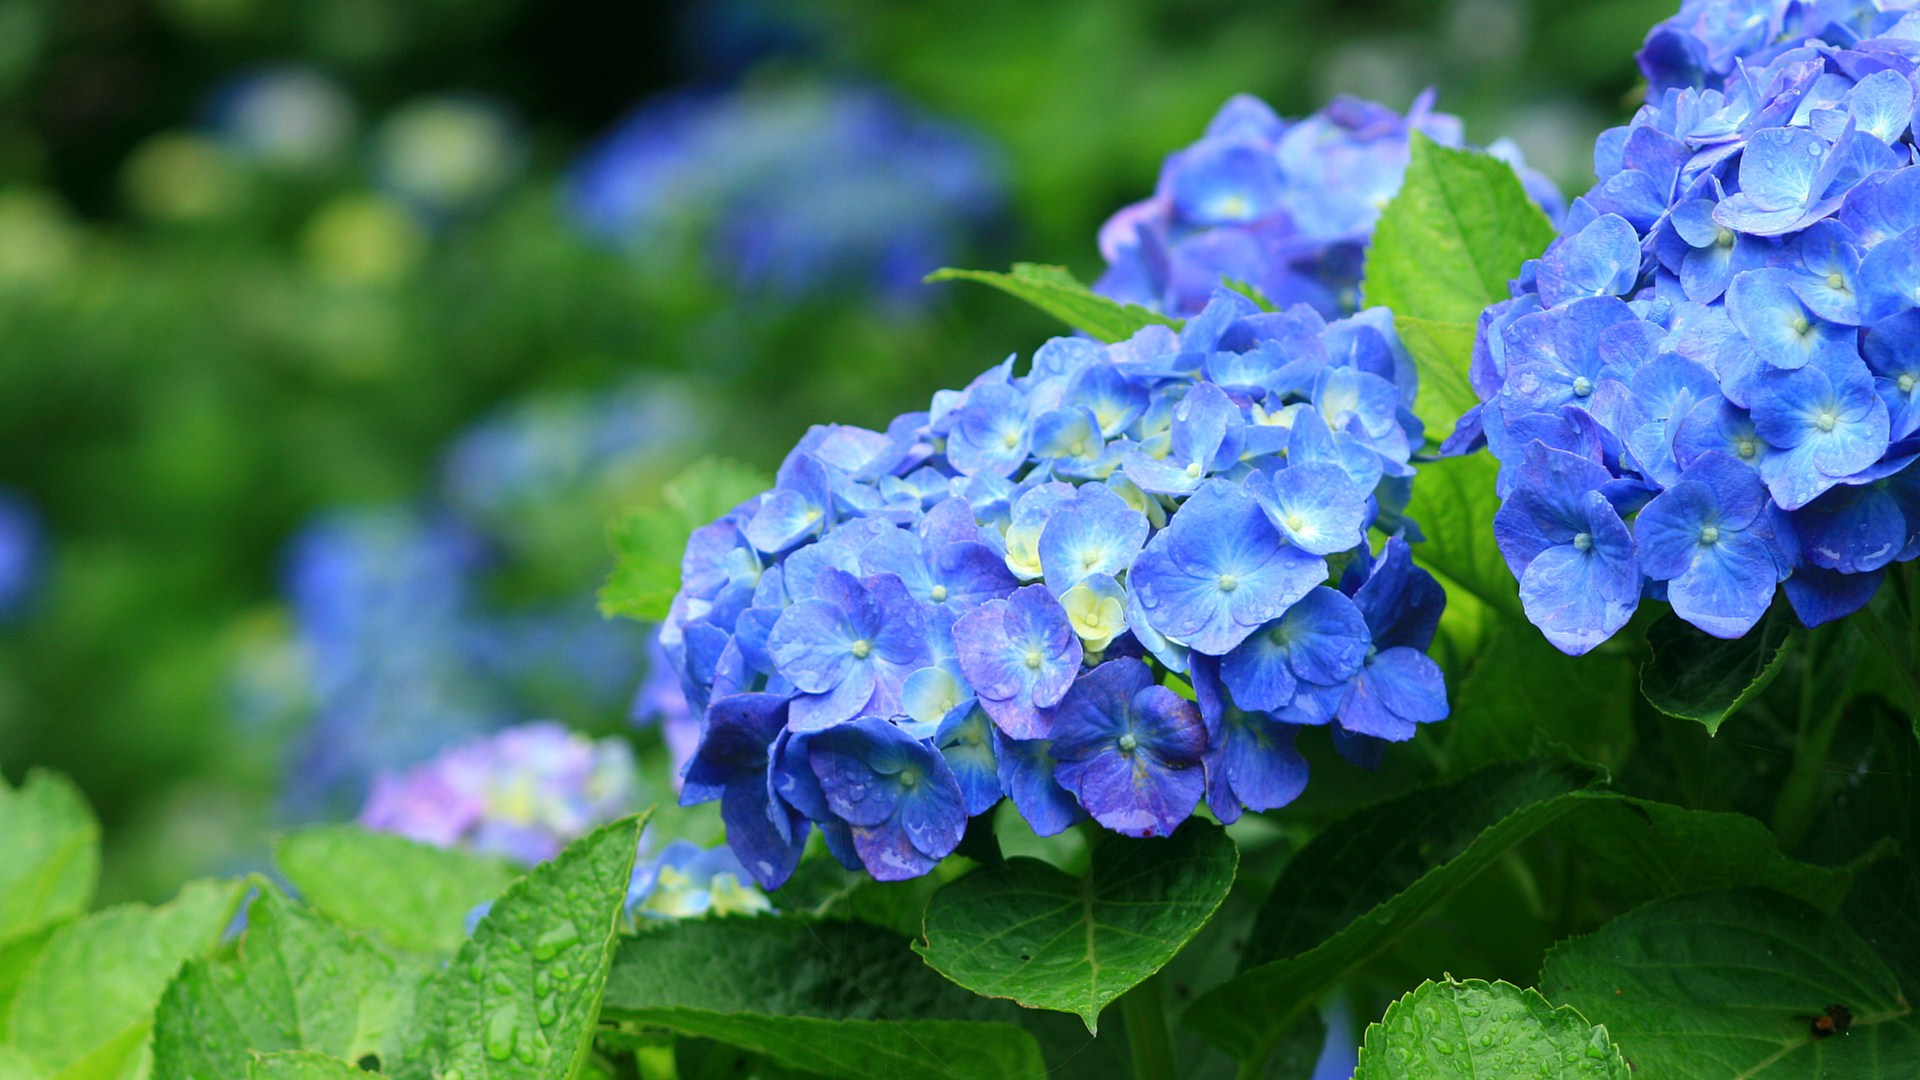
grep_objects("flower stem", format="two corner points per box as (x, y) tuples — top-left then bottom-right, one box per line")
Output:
(1858, 601), (1920, 721)
(1120, 973), (1177, 1080)
(1773, 624), (1845, 851)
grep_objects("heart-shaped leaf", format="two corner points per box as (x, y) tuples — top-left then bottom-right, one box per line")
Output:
(915, 820), (1237, 1032)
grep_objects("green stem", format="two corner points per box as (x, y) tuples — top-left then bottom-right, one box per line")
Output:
(1858, 602), (1920, 718)
(1119, 973), (1177, 1080)
(1766, 672), (1843, 849)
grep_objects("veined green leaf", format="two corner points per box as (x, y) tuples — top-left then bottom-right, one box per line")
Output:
(1395, 315), (1479, 448)
(925, 263), (1180, 343)
(1362, 134), (1557, 325)
(1543, 889), (1920, 1078)
(915, 820), (1237, 1033)
(1640, 603), (1799, 734)
(8, 879), (248, 1080)
(151, 890), (431, 1078)
(1184, 760), (1855, 1068)
(1355, 978), (1629, 1079)
(402, 814), (645, 1080)
(1406, 452), (1524, 622)
(602, 915), (1044, 1080)
(274, 825), (517, 956)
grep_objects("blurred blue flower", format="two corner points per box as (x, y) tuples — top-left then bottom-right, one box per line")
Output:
(567, 83), (1005, 304)
(203, 66), (355, 174)
(0, 489), (41, 620)
(360, 721), (640, 866)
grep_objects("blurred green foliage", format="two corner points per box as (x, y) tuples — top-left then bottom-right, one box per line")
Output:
(0, 0), (1675, 900)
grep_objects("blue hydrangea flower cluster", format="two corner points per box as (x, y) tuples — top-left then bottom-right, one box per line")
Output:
(360, 721), (640, 866)
(0, 489), (41, 621)
(1096, 93), (1564, 320)
(664, 289), (1452, 887)
(1459, 4), (1920, 653)
(261, 382), (687, 815)
(567, 83), (1005, 304)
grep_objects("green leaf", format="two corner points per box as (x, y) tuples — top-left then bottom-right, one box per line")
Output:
(1186, 760), (1600, 1064)
(925, 263), (1181, 343)
(405, 813), (645, 1080)
(1355, 977), (1629, 1079)
(1394, 316), (1480, 448)
(8, 878), (248, 1080)
(0, 922), (61, 1042)
(0, 770), (100, 944)
(602, 915), (1044, 1080)
(1183, 759), (1851, 1067)
(600, 457), (770, 623)
(1362, 134), (1558, 325)
(1404, 452), (1524, 622)
(1445, 623), (1637, 772)
(274, 825), (518, 956)
(0, 1047), (43, 1080)
(1641, 603), (1799, 734)
(1542, 889), (1920, 1077)
(246, 1052), (367, 1080)
(915, 819), (1237, 1033)
(151, 890), (430, 1078)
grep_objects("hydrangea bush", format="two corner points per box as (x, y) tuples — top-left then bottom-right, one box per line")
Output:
(11, 4), (1920, 1079)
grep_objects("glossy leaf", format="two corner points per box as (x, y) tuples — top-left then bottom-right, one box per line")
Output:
(1362, 134), (1558, 324)
(274, 825), (517, 956)
(151, 890), (430, 1077)
(247, 1052), (367, 1080)
(1405, 452), (1524, 621)
(1641, 604), (1798, 734)
(1445, 624), (1636, 772)
(1543, 889), (1920, 1077)
(8, 879), (248, 1080)
(402, 814), (644, 1080)
(1184, 760), (1850, 1067)
(1355, 978), (1629, 1079)
(1395, 315), (1479, 448)
(925, 263), (1181, 343)
(603, 916), (1045, 1080)
(916, 820), (1237, 1032)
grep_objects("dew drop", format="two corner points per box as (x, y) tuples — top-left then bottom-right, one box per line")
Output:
(485, 1009), (520, 1061)
(533, 920), (580, 961)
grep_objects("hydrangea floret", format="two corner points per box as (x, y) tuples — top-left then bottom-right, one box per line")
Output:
(1096, 92), (1563, 319)
(360, 720), (640, 866)
(1456, 0), (1920, 652)
(568, 83), (1005, 303)
(663, 287), (1453, 886)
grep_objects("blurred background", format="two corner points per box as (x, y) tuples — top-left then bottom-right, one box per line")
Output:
(0, 0), (1679, 902)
